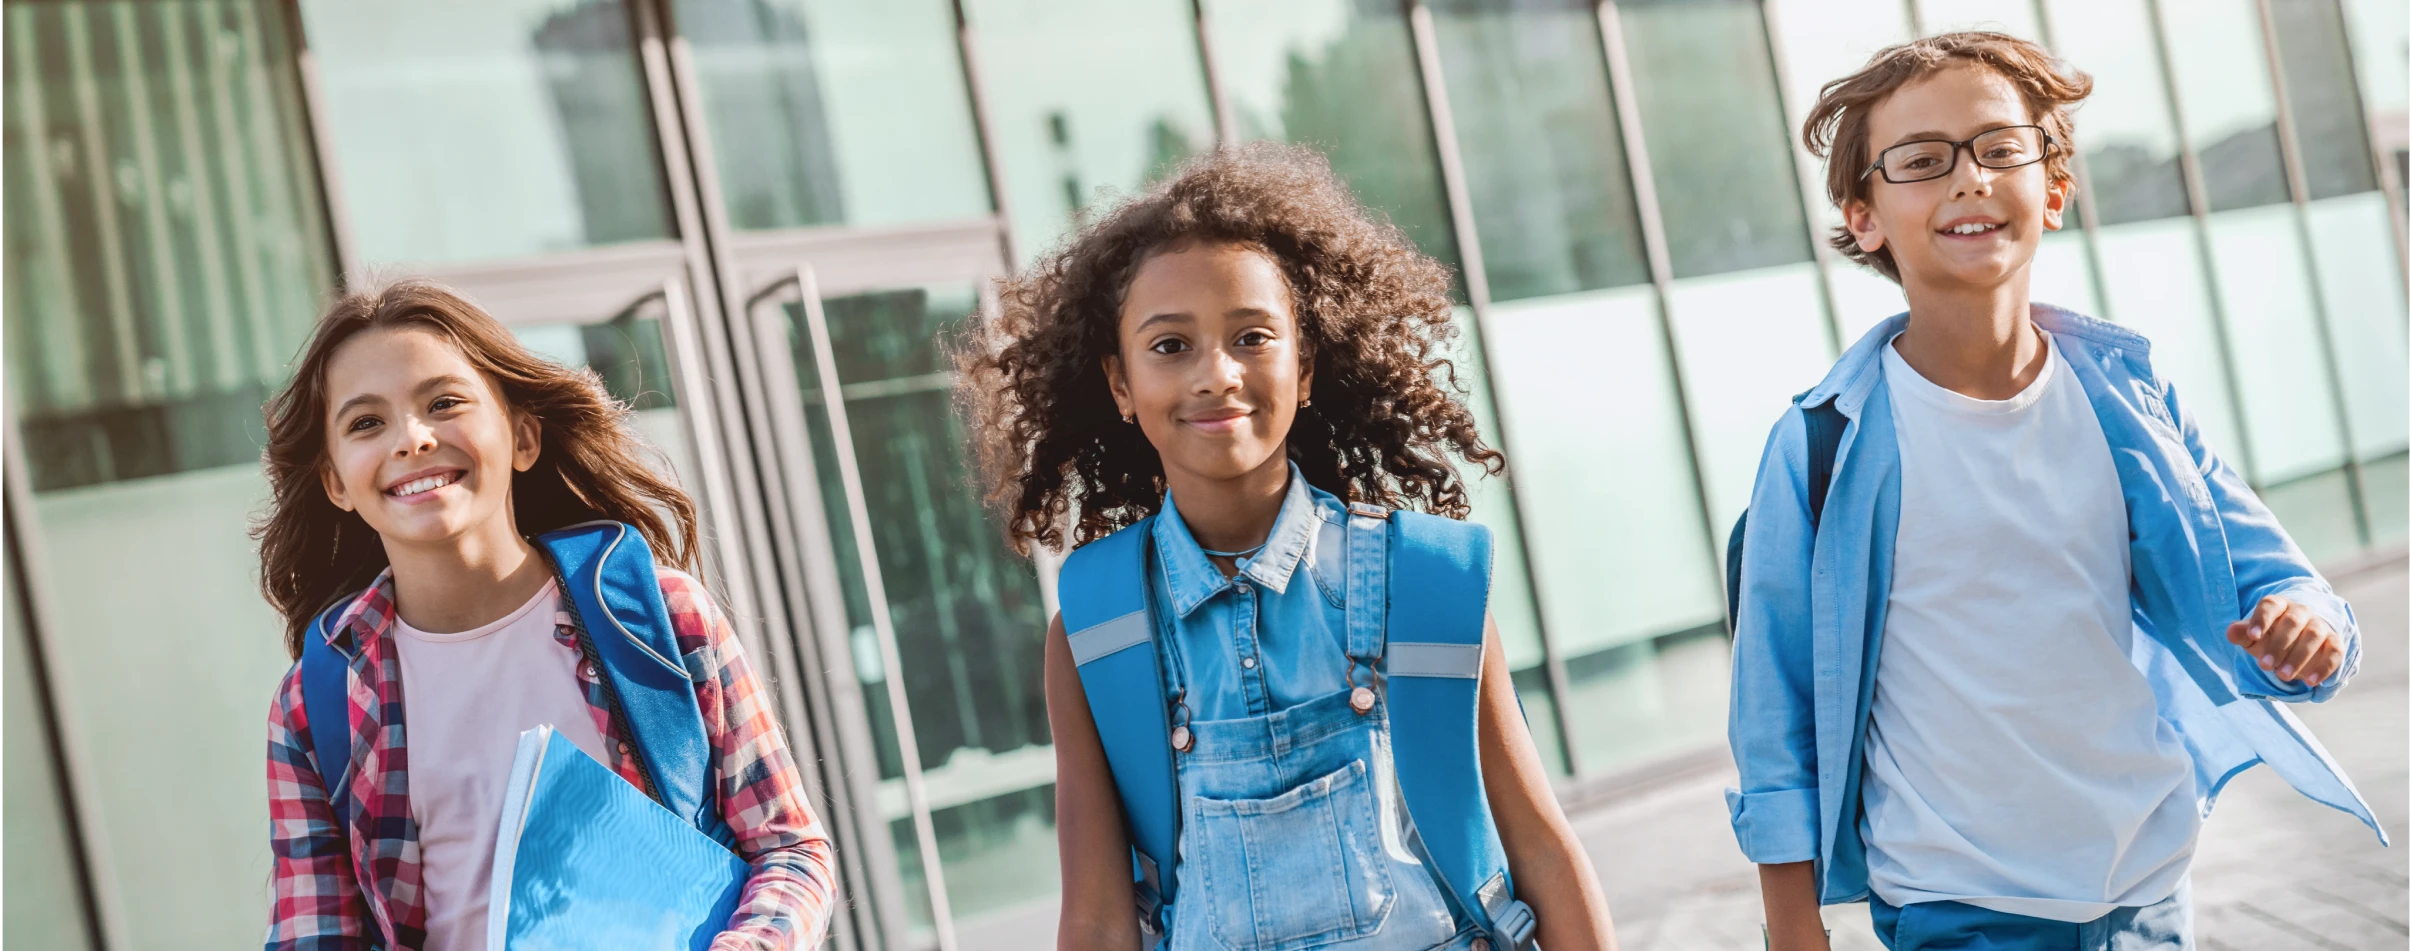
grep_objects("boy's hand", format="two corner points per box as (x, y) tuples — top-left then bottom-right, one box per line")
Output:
(2225, 595), (2344, 687)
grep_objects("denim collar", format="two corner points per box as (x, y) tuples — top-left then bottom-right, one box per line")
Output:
(1153, 462), (1321, 618)
(1798, 303), (2150, 418)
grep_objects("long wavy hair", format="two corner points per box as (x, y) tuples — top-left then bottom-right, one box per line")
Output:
(255, 279), (698, 659)
(954, 143), (1504, 555)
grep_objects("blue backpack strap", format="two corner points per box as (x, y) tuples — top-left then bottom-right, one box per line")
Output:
(300, 598), (360, 827)
(1725, 398), (1848, 631)
(1382, 510), (1539, 950)
(1057, 518), (1179, 933)
(537, 521), (732, 845)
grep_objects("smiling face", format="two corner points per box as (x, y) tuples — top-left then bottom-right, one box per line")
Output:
(1104, 241), (1311, 488)
(319, 325), (540, 551)
(1844, 64), (2070, 293)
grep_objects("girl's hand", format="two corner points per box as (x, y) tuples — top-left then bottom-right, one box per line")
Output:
(2225, 595), (2344, 687)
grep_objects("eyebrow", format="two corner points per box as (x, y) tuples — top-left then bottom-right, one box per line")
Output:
(1134, 311), (1194, 334)
(331, 374), (479, 420)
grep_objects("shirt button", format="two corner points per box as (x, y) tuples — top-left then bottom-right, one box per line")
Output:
(1241, 656), (1257, 670)
(1234, 580), (1251, 594)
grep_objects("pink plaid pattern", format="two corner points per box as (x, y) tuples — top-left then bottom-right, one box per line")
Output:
(265, 568), (837, 950)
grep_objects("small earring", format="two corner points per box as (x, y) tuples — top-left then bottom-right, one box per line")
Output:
(1121, 412), (1134, 424)
(1299, 397), (1312, 408)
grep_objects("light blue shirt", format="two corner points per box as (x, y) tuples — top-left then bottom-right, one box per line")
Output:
(1726, 306), (2385, 906)
(1150, 465), (1357, 719)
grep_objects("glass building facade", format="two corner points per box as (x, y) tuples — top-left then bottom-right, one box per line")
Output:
(2, 1), (2402, 948)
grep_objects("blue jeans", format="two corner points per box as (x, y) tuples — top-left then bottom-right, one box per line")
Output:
(1869, 880), (2193, 951)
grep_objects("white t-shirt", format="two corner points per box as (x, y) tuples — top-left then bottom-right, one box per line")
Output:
(1861, 331), (2200, 922)
(393, 580), (614, 951)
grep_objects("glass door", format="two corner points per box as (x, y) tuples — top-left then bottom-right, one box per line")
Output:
(737, 227), (1058, 951)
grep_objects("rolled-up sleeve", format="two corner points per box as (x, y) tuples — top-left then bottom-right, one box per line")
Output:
(1725, 407), (1825, 865)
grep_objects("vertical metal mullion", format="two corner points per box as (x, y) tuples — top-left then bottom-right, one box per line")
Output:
(3, 400), (126, 949)
(950, 0), (1023, 267)
(8, 5), (98, 410)
(166, 2), (249, 381)
(107, 5), (194, 398)
(61, 6), (145, 405)
(2253, 0), (2371, 543)
(638, 3), (901, 946)
(797, 265), (961, 951)
(1903, 0), (1926, 37)
(2146, 0), (2264, 483)
(225, 0), (317, 378)
(278, 0), (359, 284)
(1757, 0), (1848, 355)
(2330, 0), (2410, 272)
(1192, 0), (1240, 147)
(2031, 0), (2118, 322)
(1404, 0), (1582, 778)
(1595, 0), (1729, 621)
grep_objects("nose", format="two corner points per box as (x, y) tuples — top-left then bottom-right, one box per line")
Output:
(391, 415), (437, 458)
(1948, 144), (1995, 201)
(1195, 345), (1244, 395)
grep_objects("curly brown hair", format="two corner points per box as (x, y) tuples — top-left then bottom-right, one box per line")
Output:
(1803, 31), (2092, 282)
(255, 279), (699, 659)
(955, 143), (1504, 555)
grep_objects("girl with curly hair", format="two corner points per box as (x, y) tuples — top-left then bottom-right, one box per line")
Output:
(957, 144), (1617, 950)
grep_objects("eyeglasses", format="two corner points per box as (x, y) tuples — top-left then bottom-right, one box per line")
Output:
(1861, 125), (2054, 184)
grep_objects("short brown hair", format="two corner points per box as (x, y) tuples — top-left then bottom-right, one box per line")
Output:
(255, 280), (700, 658)
(1802, 31), (2093, 282)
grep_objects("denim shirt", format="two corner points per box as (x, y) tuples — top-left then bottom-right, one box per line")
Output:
(1151, 466), (1359, 720)
(1726, 305), (2385, 905)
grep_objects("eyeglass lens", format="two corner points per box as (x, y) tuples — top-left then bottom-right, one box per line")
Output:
(1878, 126), (2046, 183)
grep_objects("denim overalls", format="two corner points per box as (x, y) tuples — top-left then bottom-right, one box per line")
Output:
(1149, 467), (1483, 951)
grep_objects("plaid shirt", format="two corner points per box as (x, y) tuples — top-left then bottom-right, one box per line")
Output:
(265, 567), (837, 950)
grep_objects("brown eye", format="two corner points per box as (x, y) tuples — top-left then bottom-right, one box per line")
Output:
(1236, 330), (1273, 347)
(430, 396), (466, 412)
(346, 415), (380, 433)
(1149, 338), (1189, 356)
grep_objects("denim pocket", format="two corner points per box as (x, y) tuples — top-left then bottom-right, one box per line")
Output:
(1187, 759), (1393, 951)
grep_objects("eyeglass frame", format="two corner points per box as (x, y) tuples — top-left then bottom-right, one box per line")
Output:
(1859, 124), (2057, 184)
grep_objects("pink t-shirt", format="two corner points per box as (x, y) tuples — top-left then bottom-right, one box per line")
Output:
(392, 580), (613, 951)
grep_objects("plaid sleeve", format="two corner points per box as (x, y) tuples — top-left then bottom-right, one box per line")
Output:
(264, 664), (373, 950)
(659, 570), (841, 950)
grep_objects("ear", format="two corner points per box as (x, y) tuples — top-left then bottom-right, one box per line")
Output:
(1296, 349), (1314, 406)
(1843, 197), (1887, 255)
(321, 461), (355, 513)
(2042, 173), (2073, 232)
(1102, 353), (1134, 421)
(511, 408), (542, 473)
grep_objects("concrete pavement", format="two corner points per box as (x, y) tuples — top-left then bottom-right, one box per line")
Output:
(1574, 552), (2409, 950)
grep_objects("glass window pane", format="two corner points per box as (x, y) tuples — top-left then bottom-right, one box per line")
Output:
(2342, 0), (2407, 115)
(2206, 206), (2350, 483)
(1666, 263), (1835, 538)
(1428, 0), (1649, 301)
(2160, 0), (2293, 210)
(2042, 0), (2193, 224)
(3, 568), (98, 951)
(1618, 0), (1815, 278)
(299, 0), (674, 265)
(776, 284), (1054, 935)
(1768, 0), (1913, 238)
(2304, 192), (2410, 460)
(1203, 0), (1460, 273)
(2032, 231), (2103, 314)
(961, 0), (1217, 263)
(6, 0), (335, 493)
(1485, 288), (1724, 774)
(1916, 0), (2044, 38)
(2092, 218), (2249, 462)
(674, 0), (994, 231)
(2270, 0), (2380, 199)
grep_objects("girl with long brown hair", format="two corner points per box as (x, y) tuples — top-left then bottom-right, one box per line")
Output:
(256, 280), (834, 950)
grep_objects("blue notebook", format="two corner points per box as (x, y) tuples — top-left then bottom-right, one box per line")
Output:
(487, 725), (749, 950)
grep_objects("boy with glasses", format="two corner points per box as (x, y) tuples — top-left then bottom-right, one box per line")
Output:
(1725, 32), (2383, 951)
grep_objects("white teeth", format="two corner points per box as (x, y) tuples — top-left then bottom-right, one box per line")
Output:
(390, 473), (455, 496)
(1949, 222), (1997, 235)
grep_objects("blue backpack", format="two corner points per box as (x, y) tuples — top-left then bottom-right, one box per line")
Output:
(1057, 501), (1539, 949)
(300, 520), (733, 848)
(1724, 399), (1847, 631)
